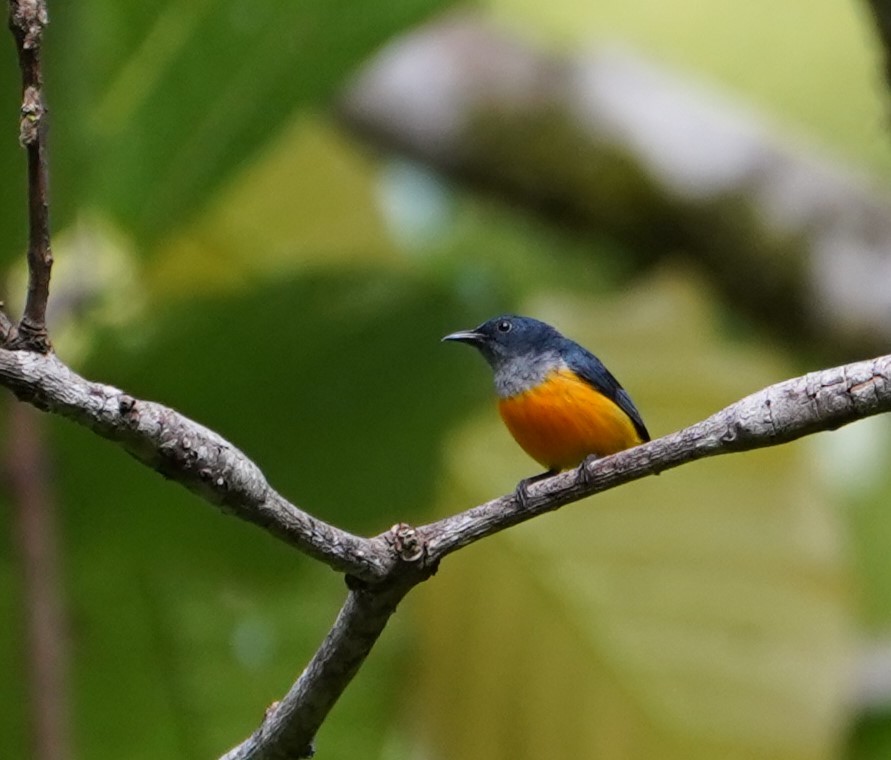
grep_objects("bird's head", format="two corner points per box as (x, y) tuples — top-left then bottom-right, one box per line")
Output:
(442, 315), (562, 374)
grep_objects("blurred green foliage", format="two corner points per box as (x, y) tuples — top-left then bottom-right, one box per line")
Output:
(2, 0), (891, 759)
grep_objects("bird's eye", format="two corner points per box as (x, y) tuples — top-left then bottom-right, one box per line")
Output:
(497, 320), (512, 333)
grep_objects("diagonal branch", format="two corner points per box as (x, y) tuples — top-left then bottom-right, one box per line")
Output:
(2, 347), (889, 582)
(220, 576), (422, 760)
(420, 355), (891, 560)
(0, 348), (391, 582)
(7, 0), (52, 352)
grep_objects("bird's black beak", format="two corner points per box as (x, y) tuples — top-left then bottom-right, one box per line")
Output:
(442, 329), (485, 345)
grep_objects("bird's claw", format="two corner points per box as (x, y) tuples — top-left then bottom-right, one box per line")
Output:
(513, 469), (558, 508)
(514, 476), (533, 509)
(576, 454), (600, 486)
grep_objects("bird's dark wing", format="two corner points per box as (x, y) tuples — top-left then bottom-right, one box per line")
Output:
(564, 342), (650, 442)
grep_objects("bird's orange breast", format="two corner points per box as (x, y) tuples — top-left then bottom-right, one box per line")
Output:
(497, 368), (644, 470)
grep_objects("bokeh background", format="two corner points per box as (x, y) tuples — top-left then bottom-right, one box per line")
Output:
(2, 1), (891, 758)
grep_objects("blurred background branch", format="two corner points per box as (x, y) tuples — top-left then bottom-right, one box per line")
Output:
(5, 402), (69, 760)
(864, 0), (891, 101)
(339, 12), (891, 361)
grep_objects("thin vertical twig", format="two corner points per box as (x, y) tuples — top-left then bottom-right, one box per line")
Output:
(7, 0), (52, 352)
(6, 400), (70, 760)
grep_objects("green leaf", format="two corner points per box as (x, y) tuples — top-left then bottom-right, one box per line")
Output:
(45, 0), (452, 246)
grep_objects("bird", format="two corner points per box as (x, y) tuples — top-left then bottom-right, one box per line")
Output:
(443, 314), (649, 501)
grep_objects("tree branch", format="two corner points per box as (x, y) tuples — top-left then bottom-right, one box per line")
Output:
(1, 345), (888, 758)
(217, 352), (891, 759)
(7, 0), (52, 352)
(0, 348), (391, 582)
(420, 355), (891, 560)
(338, 13), (891, 359)
(220, 578), (419, 760)
(4, 5), (889, 758)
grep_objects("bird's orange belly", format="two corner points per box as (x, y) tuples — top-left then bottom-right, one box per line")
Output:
(497, 368), (644, 470)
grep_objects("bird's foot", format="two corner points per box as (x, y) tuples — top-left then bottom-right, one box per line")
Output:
(514, 468), (558, 508)
(576, 454), (600, 486)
